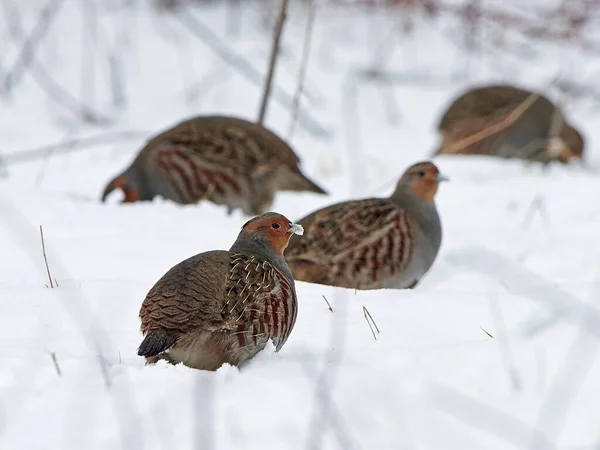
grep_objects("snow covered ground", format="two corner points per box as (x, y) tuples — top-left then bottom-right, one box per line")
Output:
(1, 1), (600, 449)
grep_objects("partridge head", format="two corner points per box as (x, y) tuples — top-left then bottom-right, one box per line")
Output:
(102, 115), (326, 215)
(285, 161), (447, 290)
(392, 161), (449, 204)
(137, 212), (303, 371)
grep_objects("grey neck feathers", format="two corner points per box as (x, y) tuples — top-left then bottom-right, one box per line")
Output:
(389, 186), (442, 250)
(123, 164), (149, 199)
(229, 232), (295, 282)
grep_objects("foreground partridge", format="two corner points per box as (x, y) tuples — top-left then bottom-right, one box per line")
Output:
(137, 212), (304, 370)
(285, 161), (446, 290)
(102, 116), (326, 215)
(434, 84), (584, 164)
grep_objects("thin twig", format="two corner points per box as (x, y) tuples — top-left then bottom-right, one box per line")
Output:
(288, 0), (317, 139)
(4, 1), (111, 124)
(362, 306), (380, 340)
(306, 290), (358, 450)
(32, 60), (112, 124)
(522, 195), (549, 229)
(488, 293), (521, 392)
(322, 295), (334, 313)
(2, 130), (149, 167)
(225, 0), (242, 38)
(79, 0), (98, 109)
(50, 352), (62, 376)
(257, 0), (289, 124)
(39, 225), (54, 289)
(3, 0), (65, 93)
(480, 326), (494, 339)
(172, 9), (330, 139)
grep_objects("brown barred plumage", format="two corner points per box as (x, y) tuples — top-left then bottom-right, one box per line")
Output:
(434, 84), (585, 164)
(221, 254), (297, 352)
(285, 162), (445, 290)
(137, 212), (303, 371)
(102, 116), (326, 215)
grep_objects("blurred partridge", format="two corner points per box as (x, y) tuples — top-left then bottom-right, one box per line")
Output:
(102, 116), (326, 215)
(137, 212), (304, 371)
(434, 84), (584, 164)
(284, 161), (446, 290)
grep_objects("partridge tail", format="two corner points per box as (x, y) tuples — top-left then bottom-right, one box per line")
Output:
(101, 173), (140, 203)
(283, 170), (327, 195)
(137, 330), (178, 357)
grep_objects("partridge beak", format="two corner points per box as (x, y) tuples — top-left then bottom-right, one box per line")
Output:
(436, 173), (450, 182)
(288, 223), (304, 236)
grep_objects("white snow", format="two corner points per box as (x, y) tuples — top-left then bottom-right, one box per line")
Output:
(1, 2), (600, 449)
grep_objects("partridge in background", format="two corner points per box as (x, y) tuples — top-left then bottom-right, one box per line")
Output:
(137, 212), (304, 371)
(102, 116), (326, 215)
(433, 84), (585, 164)
(284, 161), (446, 290)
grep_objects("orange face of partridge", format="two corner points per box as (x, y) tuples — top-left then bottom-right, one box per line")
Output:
(558, 125), (585, 163)
(102, 174), (140, 203)
(242, 213), (304, 255)
(404, 162), (448, 204)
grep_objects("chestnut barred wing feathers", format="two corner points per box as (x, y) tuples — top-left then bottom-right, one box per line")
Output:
(146, 116), (301, 170)
(104, 115), (325, 214)
(220, 254), (297, 352)
(284, 162), (443, 290)
(144, 143), (246, 205)
(138, 250), (298, 358)
(287, 199), (404, 261)
(286, 199), (419, 288)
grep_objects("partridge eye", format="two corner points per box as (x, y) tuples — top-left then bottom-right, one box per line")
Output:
(271, 223), (281, 229)
(418, 170), (426, 177)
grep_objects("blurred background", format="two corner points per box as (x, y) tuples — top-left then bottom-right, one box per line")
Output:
(1, 1), (600, 449)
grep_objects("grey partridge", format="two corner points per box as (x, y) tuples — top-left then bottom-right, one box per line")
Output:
(284, 161), (446, 290)
(434, 84), (584, 164)
(102, 116), (326, 215)
(137, 212), (304, 371)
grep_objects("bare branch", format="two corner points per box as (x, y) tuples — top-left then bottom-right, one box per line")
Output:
(480, 326), (494, 339)
(172, 8), (330, 139)
(79, 0), (99, 109)
(3, 0), (65, 93)
(257, 0), (289, 124)
(287, 0), (317, 139)
(488, 293), (521, 392)
(322, 295), (334, 313)
(39, 225), (54, 289)
(2, 130), (149, 168)
(50, 352), (62, 376)
(362, 306), (380, 340)
(3, 0), (112, 124)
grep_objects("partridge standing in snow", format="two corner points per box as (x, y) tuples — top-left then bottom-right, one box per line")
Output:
(137, 212), (304, 370)
(284, 161), (446, 290)
(102, 116), (326, 215)
(433, 84), (584, 164)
